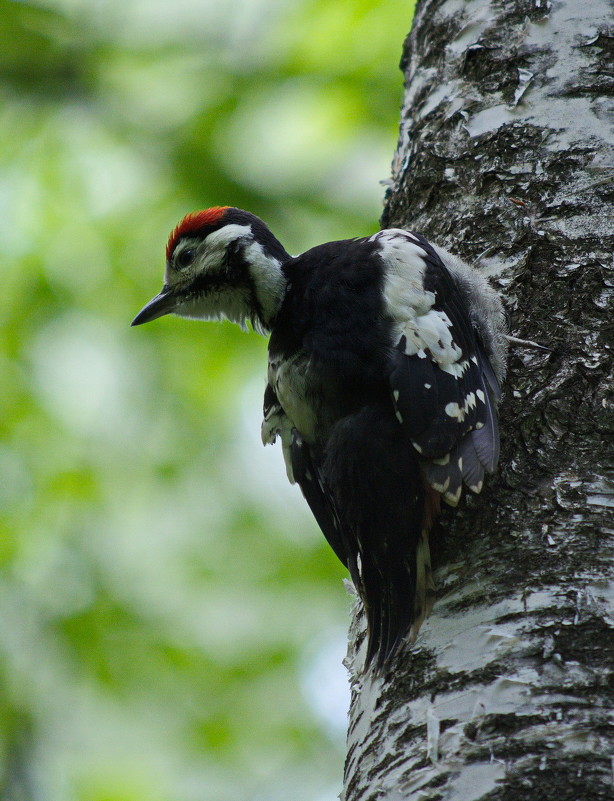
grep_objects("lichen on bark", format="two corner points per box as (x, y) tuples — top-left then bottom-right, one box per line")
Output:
(343, 1), (614, 799)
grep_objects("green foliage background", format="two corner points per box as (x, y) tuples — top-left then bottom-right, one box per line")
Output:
(0, 1), (414, 799)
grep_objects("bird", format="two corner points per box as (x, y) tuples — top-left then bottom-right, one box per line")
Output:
(132, 206), (507, 671)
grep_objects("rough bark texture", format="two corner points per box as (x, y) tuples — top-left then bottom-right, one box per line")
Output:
(343, 1), (614, 799)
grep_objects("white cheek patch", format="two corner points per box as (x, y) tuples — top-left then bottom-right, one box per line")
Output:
(166, 224), (253, 287)
(170, 223), (285, 330)
(200, 224), (253, 266)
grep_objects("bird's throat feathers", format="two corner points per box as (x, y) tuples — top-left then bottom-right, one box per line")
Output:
(171, 222), (287, 333)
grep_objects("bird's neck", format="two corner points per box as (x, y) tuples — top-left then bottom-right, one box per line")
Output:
(241, 235), (290, 332)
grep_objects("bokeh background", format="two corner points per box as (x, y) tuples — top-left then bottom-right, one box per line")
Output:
(0, 1), (415, 799)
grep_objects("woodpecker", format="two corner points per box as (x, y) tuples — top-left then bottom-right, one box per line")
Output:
(132, 206), (507, 670)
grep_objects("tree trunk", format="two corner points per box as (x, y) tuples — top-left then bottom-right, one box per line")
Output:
(343, 1), (614, 799)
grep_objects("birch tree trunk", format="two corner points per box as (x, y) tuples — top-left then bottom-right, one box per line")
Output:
(343, 1), (614, 798)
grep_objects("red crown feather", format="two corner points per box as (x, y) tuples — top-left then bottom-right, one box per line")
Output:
(166, 206), (230, 261)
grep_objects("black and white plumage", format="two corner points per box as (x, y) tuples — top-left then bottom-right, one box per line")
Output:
(132, 207), (507, 670)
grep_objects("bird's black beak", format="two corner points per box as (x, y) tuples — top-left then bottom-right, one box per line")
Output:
(131, 288), (178, 326)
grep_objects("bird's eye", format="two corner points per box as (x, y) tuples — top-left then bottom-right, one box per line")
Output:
(176, 248), (195, 269)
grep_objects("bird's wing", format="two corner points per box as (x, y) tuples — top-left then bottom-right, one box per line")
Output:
(290, 430), (349, 568)
(261, 384), (349, 567)
(375, 230), (503, 506)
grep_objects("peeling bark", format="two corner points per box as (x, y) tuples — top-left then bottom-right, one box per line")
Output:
(343, 1), (614, 799)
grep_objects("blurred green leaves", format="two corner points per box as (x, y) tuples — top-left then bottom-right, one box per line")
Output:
(0, 0), (414, 799)
(0, 0), (88, 95)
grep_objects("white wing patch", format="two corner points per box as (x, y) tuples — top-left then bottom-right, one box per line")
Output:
(375, 230), (436, 317)
(445, 392), (477, 422)
(378, 228), (504, 506)
(376, 230), (465, 372)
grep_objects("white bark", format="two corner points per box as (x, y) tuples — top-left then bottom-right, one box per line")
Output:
(343, 1), (614, 798)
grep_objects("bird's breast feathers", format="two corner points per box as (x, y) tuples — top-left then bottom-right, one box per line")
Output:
(267, 353), (320, 444)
